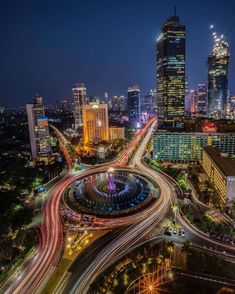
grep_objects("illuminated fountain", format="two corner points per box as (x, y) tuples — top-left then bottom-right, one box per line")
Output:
(65, 168), (159, 217)
(107, 167), (116, 195)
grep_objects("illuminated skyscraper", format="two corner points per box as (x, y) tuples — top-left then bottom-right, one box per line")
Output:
(189, 90), (196, 115)
(73, 82), (87, 130)
(119, 95), (125, 112)
(185, 77), (190, 116)
(196, 84), (207, 116)
(82, 103), (109, 145)
(127, 85), (140, 129)
(112, 96), (119, 111)
(26, 95), (51, 162)
(208, 30), (229, 119)
(156, 14), (185, 127)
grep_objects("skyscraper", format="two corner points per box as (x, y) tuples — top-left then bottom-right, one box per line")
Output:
(127, 85), (140, 129)
(141, 92), (155, 121)
(156, 13), (186, 127)
(208, 31), (229, 119)
(119, 96), (125, 112)
(196, 84), (207, 116)
(82, 103), (109, 145)
(185, 77), (190, 116)
(73, 82), (87, 130)
(26, 95), (51, 162)
(112, 96), (119, 112)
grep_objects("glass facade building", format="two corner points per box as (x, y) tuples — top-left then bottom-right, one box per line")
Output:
(196, 84), (207, 116)
(156, 15), (185, 127)
(73, 82), (87, 130)
(26, 95), (51, 162)
(127, 85), (140, 129)
(208, 32), (229, 119)
(153, 131), (235, 161)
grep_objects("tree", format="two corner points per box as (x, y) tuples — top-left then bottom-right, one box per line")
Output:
(11, 207), (33, 231)
(181, 240), (192, 255)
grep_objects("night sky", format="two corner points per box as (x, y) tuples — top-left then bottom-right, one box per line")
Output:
(1, 0), (235, 108)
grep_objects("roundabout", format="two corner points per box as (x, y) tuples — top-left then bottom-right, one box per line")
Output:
(64, 168), (159, 217)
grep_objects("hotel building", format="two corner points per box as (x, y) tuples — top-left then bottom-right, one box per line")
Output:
(153, 130), (235, 162)
(202, 146), (235, 206)
(82, 103), (109, 145)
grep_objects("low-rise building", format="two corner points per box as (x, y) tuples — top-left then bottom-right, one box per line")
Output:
(202, 146), (235, 206)
(153, 130), (235, 162)
(109, 126), (125, 140)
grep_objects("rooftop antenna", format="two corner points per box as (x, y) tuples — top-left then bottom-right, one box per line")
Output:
(174, 6), (177, 17)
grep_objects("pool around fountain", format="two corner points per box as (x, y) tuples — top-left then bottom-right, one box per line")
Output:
(64, 169), (159, 217)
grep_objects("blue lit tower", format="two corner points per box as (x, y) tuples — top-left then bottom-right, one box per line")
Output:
(156, 13), (186, 127)
(127, 85), (140, 129)
(208, 29), (229, 119)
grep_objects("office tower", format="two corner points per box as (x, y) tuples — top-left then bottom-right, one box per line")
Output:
(127, 85), (140, 129)
(185, 77), (190, 116)
(36, 118), (51, 155)
(119, 95), (125, 112)
(103, 92), (109, 104)
(82, 103), (109, 145)
(196, 84), (207, 116)
(26, 95), (51, 162)
(112, 96), (119, 111)
(188, 90), (196, 116)
(208, 31), (229, 119)
(156, 13), (186, 127)
(150, 89), (157, 114)
(141, 93), (154, 119)
(73, 82), (87, 130)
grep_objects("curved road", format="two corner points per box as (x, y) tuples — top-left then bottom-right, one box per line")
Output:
(3, 117), (157, 294)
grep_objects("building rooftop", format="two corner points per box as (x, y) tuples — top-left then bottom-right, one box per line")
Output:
(204, 146), (235, 177)
(157, 118), (235, 133)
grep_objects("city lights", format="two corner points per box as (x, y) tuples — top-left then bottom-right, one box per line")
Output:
(1, 3), (235, 294)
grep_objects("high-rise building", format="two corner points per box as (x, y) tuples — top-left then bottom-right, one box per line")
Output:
(150, 89), (157, 115)
(119, 95), (125, 112)
(156, 14), (185, 127)
(127, 85), (140, 129)
(82, 103), (109, 145)
(185, 89), (197, 117)
(141, 93), (154, 122)
(104, 92), (109, 104)
(26, 95), (51, 162)
(196, 84), (207, 116)
(73, 82), (87, 130)
(36, 118), (52, 155)
(208, 30), (229, 119)
(112, 96), (119, 112)
(185, 77), (190, 116)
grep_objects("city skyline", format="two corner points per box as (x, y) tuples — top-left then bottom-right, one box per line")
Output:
(1, 0), (235, 107)
(1, 2), (235, 292)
